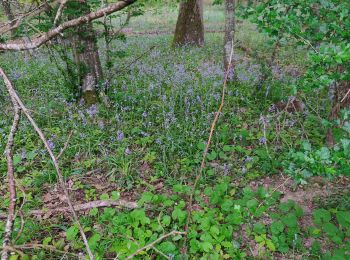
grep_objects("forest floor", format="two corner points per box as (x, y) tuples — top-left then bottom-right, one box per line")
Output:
(0, 4), (350, 260)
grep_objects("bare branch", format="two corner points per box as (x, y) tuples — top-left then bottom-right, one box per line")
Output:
(0, 69), (21, 260)
(29, 199), (138, 216)
(53, 0), (67, 27)
(0, 67), (94, 259)
(57, 130), (73, 160)
(0, 1), (55, 35)
(0, 0), (137, 51)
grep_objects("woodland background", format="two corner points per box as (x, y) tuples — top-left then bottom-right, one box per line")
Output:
(0, 0), (349, 259)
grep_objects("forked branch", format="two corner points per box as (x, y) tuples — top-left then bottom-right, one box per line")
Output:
(0, 67), (94, 259)
(0, 71), (21, 260)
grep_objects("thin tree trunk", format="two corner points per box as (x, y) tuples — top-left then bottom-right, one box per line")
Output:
(173, 0), (204, 46)
(70, 2), (103, 105)
(224, 0), (235, 74)
(0, 0), (16, 36)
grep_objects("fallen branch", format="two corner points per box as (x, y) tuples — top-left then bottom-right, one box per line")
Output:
(0, 67), (93, 259)
(0, 199), (138, 219)
(30, 199), (138, 216)
(124, 231), (186, 260)
(0, 0), (137, 51)
(0, 71), (21, 260)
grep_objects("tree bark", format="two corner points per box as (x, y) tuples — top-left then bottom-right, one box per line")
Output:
(173, 0), (204, 47)
(224, 0), (235, 73)
(0, 0), (16, 36)
(70, 1), (103, 105)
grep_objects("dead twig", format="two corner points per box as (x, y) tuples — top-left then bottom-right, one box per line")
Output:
(340, 88), (350, 103)
(124, 231), (186, 260)
(0, 70), (21, 260)
(57, 130), (73, 160)
(53, 0), (67, 27)
(115, 45), (156, 75)
(0, 67), (94, 260)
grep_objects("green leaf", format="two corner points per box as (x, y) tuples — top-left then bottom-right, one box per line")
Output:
(271, 221), (284, 235)
(111, 191), (120, 200)
(99, 193), (109, 200)
(266, 239), (276, 251)
(158, 241), (176, 254)
(162, 215), (171, 226)
(253, 223), (266, 234)
(313, 209), (331, 225)
(88, 233), (101, 250)
(221, 199), (234, 212)
(336, 211), (350, 227)
(210, 226), (220, 236)
(131, 209), (150, 226)
(246, 199), (258, 209)
(13, 154), (21, 166)
(172, 208), (187, 223)
(66, 226), (79, 241)
(89, 207), (98, 216)
(282, 213), (298, 228)
(223, 145), (233, 152)
(201, 241), (213, 252)
(207, 151), (217, 161)
(43, 236), (52, 245)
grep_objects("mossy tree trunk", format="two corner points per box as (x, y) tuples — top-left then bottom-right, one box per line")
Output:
(173, 0), (204, 47)
(69, 1), (103, 105)
(0, 0), (16, 36)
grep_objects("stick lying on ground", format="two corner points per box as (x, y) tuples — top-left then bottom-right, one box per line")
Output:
(0, 199), (138, 220)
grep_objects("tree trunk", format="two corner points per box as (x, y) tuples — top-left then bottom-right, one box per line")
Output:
(173, 0), (204, 47)
(224, 0), (235, 73)
(0, 0), (16, 36)
(70, 2), (103, 105)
